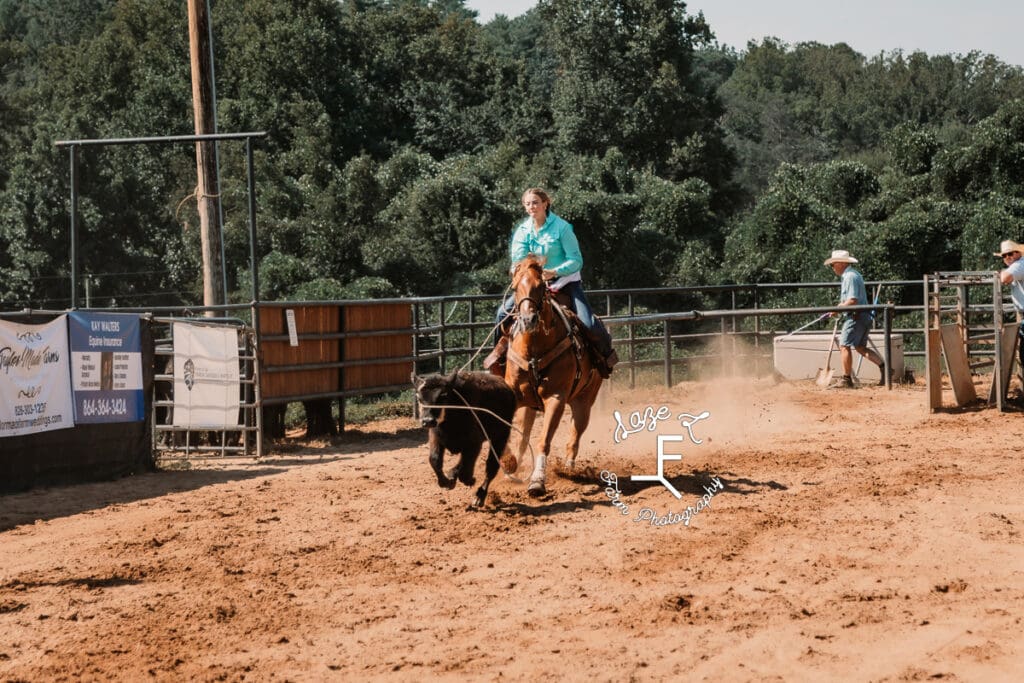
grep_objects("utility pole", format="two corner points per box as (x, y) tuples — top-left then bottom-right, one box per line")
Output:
(187, 0), (225, 312)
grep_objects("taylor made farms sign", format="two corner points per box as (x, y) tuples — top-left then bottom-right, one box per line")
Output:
(68, 312), (145, 423)
(0, 316), (74, 438)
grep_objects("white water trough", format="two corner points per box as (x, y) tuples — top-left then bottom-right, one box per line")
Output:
(773, 332), (905, 382)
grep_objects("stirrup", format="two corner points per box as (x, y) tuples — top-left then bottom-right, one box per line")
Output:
(594, 348), (618, 378)
(483, 337), (508, 374)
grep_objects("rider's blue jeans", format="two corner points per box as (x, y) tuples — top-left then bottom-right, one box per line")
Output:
(496, 281), (595, 329)
(495, 280), (610, 354)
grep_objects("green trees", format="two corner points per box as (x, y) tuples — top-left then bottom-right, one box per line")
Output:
(724, 98), (1024, 305)
(719, 39), (1024, 203)
(1, 0), (195, 307)
(542, 0), (732, 190)
(1, 0), (1023, 310)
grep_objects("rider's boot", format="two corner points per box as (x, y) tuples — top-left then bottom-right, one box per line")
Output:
(580, 325), (617, 378)
(595, 347), (619, 379)
(484, 335), (509, 377)
(604, 347), (620, 373)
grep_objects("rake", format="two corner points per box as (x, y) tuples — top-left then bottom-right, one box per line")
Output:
(815, 318), (841, 387)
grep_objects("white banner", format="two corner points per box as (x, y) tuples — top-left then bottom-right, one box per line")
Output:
(172, 322), (241, 429)
(0, 316), (74, 438)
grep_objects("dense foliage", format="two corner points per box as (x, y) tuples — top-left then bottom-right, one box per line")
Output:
(1, 0), (1023, 310)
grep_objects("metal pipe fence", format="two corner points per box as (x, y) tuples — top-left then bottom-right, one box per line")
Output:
(412, 280), (924, 388)
(150, 316), (261, 459)
(4, 273), (1009, 439)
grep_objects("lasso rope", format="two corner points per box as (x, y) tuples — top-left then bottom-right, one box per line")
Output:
(417, 393), (536, 484)
(458, 280), (516, 374)
(421, 279), (545, 483)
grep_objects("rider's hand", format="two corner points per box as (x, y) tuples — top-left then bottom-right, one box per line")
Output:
(542, 269), (557, 281)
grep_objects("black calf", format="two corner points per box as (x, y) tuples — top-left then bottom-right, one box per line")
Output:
(411, 370), (516, 508)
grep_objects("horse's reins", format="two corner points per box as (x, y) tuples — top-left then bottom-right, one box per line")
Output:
(457, 266), (589, 406)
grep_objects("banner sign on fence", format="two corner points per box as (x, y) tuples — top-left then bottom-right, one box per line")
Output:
(172, 322), (240, 429)
(68, 312), (145, 423)
(0, 316), (74, 438)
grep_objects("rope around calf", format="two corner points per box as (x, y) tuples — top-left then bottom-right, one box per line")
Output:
(417, 393), (537, 484)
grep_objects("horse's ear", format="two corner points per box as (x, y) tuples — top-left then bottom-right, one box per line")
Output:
(447, 369), (459, 386)
(411, 372), (424, 390)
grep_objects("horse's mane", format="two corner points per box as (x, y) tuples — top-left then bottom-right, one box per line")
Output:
(511, 255), (544, 285)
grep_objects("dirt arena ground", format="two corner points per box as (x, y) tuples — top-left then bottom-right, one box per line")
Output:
(2, 375), (1023, 682)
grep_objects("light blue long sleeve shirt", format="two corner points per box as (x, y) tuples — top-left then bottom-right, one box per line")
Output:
(508, 212), (582, 277)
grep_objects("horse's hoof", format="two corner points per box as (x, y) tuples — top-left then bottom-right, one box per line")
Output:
(564, 457), (576, 470)
(527, 479), (546, 497)
(500, 453), (518, 474)
(437, 477), (456, 490)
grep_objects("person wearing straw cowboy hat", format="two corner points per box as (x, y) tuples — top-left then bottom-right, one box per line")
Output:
(824, 249), (889, 388)
(995, 239), (1024, 373)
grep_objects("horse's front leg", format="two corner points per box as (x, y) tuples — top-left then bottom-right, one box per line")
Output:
(513, 406), (537, 473)
(565, 381), (601, 469)
(528, 396), (566, 497)
(428, 429), (456, 489)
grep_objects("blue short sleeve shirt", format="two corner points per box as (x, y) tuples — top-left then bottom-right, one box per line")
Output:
(1006, 259), (1024, 311)
(840, 268), (868, 317)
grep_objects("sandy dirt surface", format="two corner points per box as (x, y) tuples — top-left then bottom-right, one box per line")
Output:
(2, 376), (1024, 682)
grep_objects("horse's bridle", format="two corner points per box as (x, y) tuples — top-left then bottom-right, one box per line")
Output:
(511, 264), (547, 322)
(514, 291), (545, 314)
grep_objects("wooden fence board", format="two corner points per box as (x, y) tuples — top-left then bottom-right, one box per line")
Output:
(343, 303), (412, 391)
(988, 323), (1018, 404)
(259, 305), (339, 400)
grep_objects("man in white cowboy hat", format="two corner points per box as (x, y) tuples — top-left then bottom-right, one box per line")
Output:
(824, 249), (889, 388)
(995, 238), (1024, 372)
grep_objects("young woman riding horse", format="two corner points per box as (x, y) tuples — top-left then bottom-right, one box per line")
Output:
(503, 256), (604, 496)
(484, 188), (618, 378)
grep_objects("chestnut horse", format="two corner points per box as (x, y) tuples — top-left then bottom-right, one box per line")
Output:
(504, 256), (603, 497)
